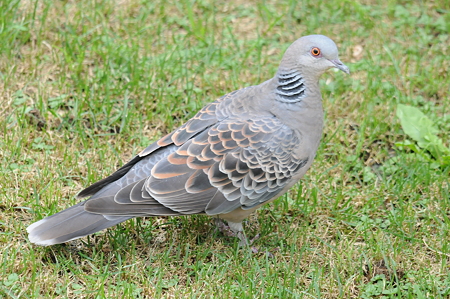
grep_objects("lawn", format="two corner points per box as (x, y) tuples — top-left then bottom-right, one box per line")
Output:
(1, 0), (449, 298)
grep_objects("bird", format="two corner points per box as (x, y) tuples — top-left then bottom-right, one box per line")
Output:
(27, 35), (349, 246)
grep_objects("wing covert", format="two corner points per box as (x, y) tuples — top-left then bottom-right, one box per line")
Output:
(145, 116), (309, 215)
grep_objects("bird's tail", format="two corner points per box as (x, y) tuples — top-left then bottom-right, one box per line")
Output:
(27, 201), (131, 246)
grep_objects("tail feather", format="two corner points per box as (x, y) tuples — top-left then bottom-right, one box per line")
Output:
(27, 202), (131, 246)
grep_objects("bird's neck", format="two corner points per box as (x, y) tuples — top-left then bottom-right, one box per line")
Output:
(267, 70), (324, 133)
(274, 69), (306, 103)
(274, 68), (321, 104)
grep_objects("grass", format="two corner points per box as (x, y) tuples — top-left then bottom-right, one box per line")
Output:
(1, 0), (449, 298)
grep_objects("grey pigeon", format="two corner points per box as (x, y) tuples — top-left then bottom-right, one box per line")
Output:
(27, 35), (349, 246)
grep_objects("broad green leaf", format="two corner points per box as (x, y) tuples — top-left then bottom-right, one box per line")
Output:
(396, 104), (438, 145)
(397, 104), (450, 163)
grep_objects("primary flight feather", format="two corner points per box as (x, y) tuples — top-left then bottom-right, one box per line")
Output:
(27, 35), (349, 246)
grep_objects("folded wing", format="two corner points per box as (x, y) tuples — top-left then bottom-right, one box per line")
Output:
(83, 115), (308, 217)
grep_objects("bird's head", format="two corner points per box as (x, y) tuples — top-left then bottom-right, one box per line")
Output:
(280, 35), (350, 77)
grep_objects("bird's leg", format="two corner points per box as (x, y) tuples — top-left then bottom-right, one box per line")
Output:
(227, 221), (248, 246)
(214, 218), (234, 236)
(214, 218), (256, 248)
(249, 234), (260, 244)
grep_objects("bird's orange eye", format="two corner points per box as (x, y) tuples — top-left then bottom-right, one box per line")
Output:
(311, 47), (321, 56)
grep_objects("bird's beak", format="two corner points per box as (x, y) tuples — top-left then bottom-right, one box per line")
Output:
(329, 59), (350, 74)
